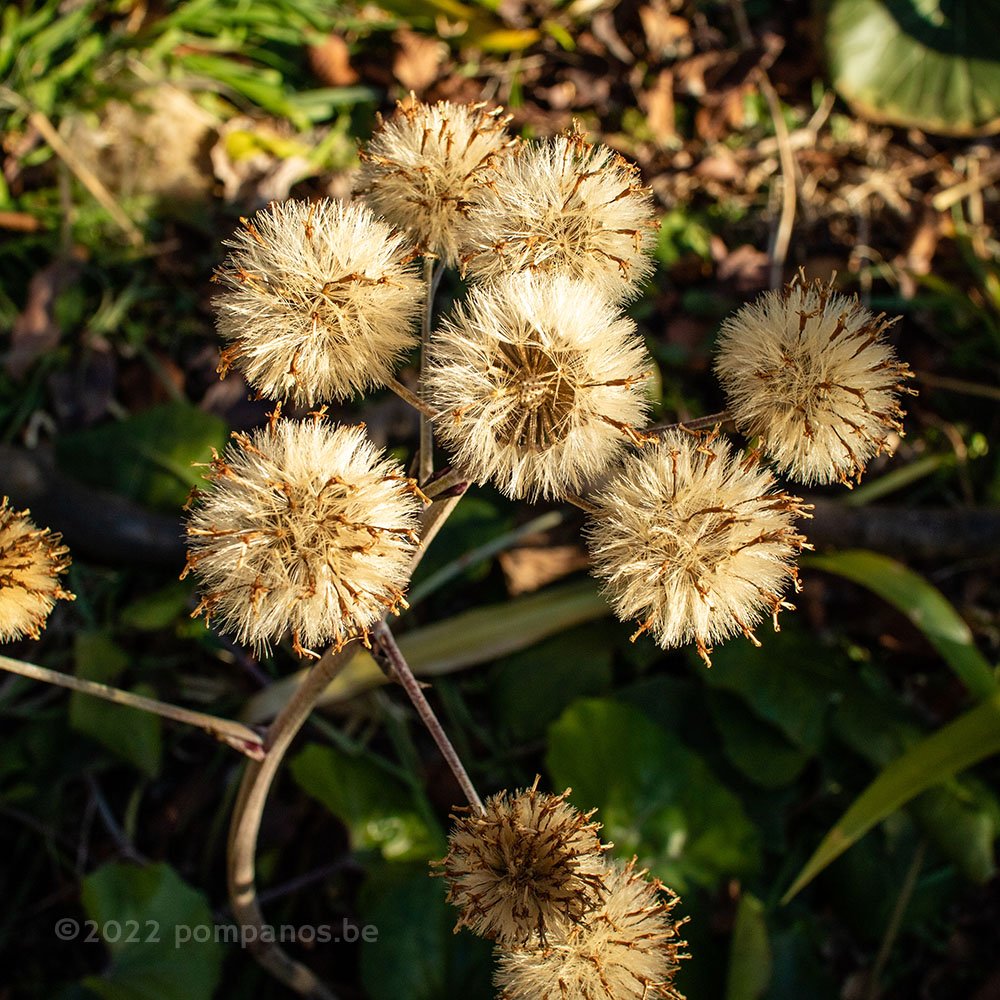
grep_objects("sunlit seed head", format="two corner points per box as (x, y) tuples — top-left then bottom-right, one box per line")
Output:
(182, 418), (423, 658)
(458, 125), (658, 303)
(435, 779), (610, 945)
(495, 857), (688, 1000)
(714, 275), (916, 486)
(213, 198), (424, 406)
(586, 431), (810, 666)
(0, 498), (74, 642)
(356, 95), (515, 265)
(426, 272), (652, 500)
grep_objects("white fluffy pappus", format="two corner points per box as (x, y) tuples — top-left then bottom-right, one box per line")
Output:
(213, 198), (424, 406)
(587, 431), (810, 666)
(495, 857), (688, 1000)
(458, 127), (658, 303)
(356, 96), (515, 264)
(183, 419), (423, 658)
(425, 273), (652, 500)
(714, 276), (916, 485)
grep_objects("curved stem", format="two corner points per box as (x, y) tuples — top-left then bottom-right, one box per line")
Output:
(227, 644), (359, 1000)
(370, 620), (484, 814)
(386, 376), (436, 419)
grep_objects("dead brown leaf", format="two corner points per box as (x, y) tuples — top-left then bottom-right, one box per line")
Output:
(0, 211), (42, 232)
(500, 544), (589, 596)
(640, 1), (693, 61)
(7, 249), (87, 381)
(641, 69), (675, 146)
(393, 29), (447, 95)
(308, 34), (359, 87)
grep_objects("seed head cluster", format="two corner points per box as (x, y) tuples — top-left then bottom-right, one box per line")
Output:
(357, 96), (515, 264)
(213, 198), (424, 406)
(458, 126), (658, 303)
(183, 419), (423, 658)
(714, 276), (915, 485)
(587, 431), (810, 666)
(0, 499), (74, 642)
(495, 858), (687, 1000)
(437, 781), (610, 944)
(426, 273), (651, 500)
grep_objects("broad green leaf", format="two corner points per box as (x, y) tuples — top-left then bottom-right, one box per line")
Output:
(56, 402), (228, 512)
(489, 623), (613, 743)
(826, 0), (1000, 136)
(240, 579), (611, 723)
(289, 743), (441, 861)
(805, 550), (997, 699)
(120, 582), (193, 631)
(726, 893), (771, 1000)
(70, 633), (161, 777)
(80, 861), (223, 1000)
(783, 691), (1000, 901)
(706, 691), (814, 789)
(547, 698), (761, 890)
(359, 863), (493, 1000)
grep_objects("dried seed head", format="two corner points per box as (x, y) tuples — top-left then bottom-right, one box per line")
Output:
(586, 431), (810, 666)
(495, 857), (688, 1000)
(213, 198), (424, 406)
(0, 499), (74, 642)
(182, 419), (422, 658)
(426, 273), (652, 500)
(356, 96), (515, 264)
(435, 780), (610, 944)
(458, 126), (658, 303)
(714, 275), (916, 485)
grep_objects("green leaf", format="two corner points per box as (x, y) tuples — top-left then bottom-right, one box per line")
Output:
(706, 691), (814, 789)
(783, 690), (1000, 901)
(56, 402), (228, 512)
(726, 893), (772, 1000)
(80, 861), (224, 1000)
(489, 623), (613, 743)
(546, 698), (761, 890)
(826, 0), (1000, 136)
(240, 579), (611, 722)
(120, 582), (193, 631)
(70, 633), (161, 777)
(805, 550), (997, 699)
(289, 743), (442, 861)
(359, 863), (493, 1000)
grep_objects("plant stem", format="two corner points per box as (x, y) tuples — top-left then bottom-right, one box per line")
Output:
(227, 644), (359, 1000)
(645, 410), (733, 435)
(370, 619), (484, 814)
(418, 256), (439, 484)
(386, 376), (436, 418)
(224, 485), (467, 997)
(0, 654), (264, 759)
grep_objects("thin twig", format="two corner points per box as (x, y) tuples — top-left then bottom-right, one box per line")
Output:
(758, 69), (797, 288)
(563, 493), (602, 515)
(27, 109), (143, 246)
(0, 655), (264, 759)
(645, 410), (733, 435)
(370, 620), (484, 814)
(386, 377), (437, 418)
(421, 465), (468, 500)
(418, 257), (438, 484)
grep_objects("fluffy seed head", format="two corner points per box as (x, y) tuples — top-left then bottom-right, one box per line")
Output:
(213, 198), (424, 406)
(587, 431), (810, 666)
(356, 96), (515, 264)
(458, 126), (658, 303)
(436, 780), (610, 944)
(426, 273), (652, 500)
(714, 276), (916, 485)
(495, 857), (688, 1000)
(183, 419), (423, 658)
(0, 499), (74, 642)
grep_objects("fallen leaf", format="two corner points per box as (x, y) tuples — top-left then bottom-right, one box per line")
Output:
(642, 69), (675, 146)
(500, 544), (590, 596)
(0, 211), (42, 232)
(308, 34), (359, 87)
(393, 29), (447, 94)
(7, 250), (87, 380)
(640, 2), (693, 61)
